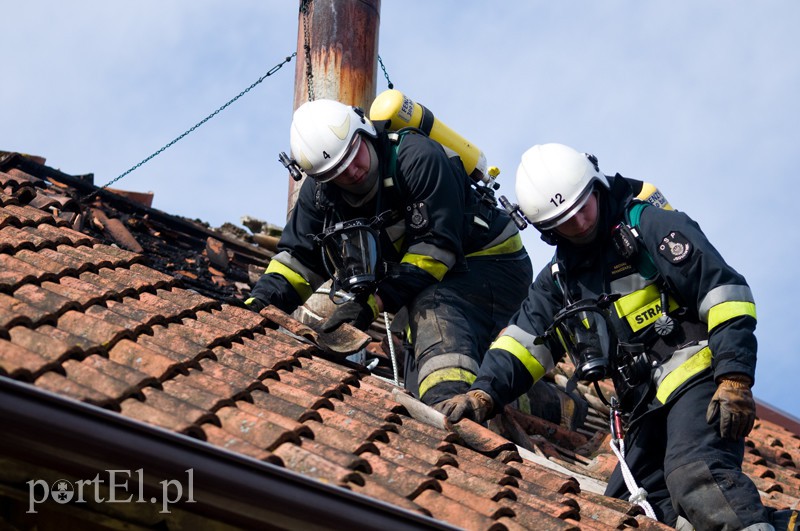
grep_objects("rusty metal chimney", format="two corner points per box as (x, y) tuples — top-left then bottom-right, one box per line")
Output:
(288, 0), (381, 215)
(287, 0), (381, 323)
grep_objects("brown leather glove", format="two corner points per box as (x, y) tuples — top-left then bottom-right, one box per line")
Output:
(434, 390), (494, 424)
(706, 374), (756, 440)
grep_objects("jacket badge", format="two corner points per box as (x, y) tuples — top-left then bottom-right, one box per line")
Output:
(658, 231), (691, 263)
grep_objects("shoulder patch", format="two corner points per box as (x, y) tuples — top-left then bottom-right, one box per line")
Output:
(407, 201), (429, 231)
(658, 231), (692, 263)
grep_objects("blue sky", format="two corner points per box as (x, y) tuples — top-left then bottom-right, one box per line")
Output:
(3, 2), (798, 416)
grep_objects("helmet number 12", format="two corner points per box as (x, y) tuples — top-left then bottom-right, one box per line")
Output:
(549, 193), (565, 207)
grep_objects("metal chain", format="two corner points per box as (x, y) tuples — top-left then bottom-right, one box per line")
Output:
(301, 0), (315, 101)
(87, 52), (297, 199)
(378, 55), (394, 89)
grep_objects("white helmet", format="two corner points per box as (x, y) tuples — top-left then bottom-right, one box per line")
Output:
(289, 99), (377, 182)
(515, 143), (608, 230)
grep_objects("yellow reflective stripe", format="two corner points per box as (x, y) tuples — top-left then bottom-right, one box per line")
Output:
(366, 294), (379, 319)
(266, 260), (313, 301)
(466, 233), (524, 258)
(656, 346), (712, 404)
(401, 253), (449, 281)
(418, 368), (476, 399)
(614, 284), (678, 333)
(490, 335), (547, 382)
(614, 284), (660, 317)
(707, 301), (757, 331)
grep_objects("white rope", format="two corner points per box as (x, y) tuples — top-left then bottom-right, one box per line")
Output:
(383, 311), (400, 386)
(609, 438), (658, 520)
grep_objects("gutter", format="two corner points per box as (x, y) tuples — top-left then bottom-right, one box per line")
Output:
(0, 377), (455, 530)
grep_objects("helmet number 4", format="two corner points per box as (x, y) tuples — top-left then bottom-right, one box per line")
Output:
(549, 193), (565, 207)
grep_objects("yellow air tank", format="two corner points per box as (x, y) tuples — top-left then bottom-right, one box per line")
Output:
(636, 181), (673, 210)
(370, 89), (490, 184)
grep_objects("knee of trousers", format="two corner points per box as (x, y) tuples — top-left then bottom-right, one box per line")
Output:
(666, 460), (769, 530)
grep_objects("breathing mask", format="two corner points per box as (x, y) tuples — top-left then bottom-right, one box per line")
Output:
(315, 216), (385, 303)
(548, 297), (617, 383)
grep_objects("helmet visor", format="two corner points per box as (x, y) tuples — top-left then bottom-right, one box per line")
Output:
(535, 182), (595, 231)
(312, 134), (363, 183)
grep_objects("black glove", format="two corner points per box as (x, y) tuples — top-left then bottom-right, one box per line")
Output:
(320, 295), (377, 333)
(243, 296), (267, 313)
(434, 390), (495, 424)
(706, 375), (756, 440)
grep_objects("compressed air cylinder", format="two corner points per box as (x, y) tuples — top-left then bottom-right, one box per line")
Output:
(637, 182), (673, 210)
(369, 89), (488, 181)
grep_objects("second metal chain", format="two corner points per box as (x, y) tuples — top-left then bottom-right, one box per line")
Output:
(88, 52), (297, 198)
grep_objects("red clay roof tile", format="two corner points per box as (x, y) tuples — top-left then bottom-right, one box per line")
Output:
(34, 370), (117, 408)
(13, 283), (81, 317)
(0, 338), (57, 380)
(227, 339), (298, 372)
(413, 489), (506, 531)
(56, 309), (133, 347)
(0, 262), (40, 294)
(273, 442), (365, 487)
(215, 405), (301, 451)
(8, 325), (82, 363)
(140, 386), (219, 426)
(249, 389), (321, 423)
(159, 375), (233, 412)
(263, 378), (333, 411)
(276, 368), (347, 400)
(0, 292), (54, 327)
(295, 436), (372, 473)
(119, 397), (205, 439)
(302, 419), (380, 455)
(202, 424), (283, 463)
(78, 270), (139, 298)
(0, 225), (48, 251)
(107, 338), (187, 380)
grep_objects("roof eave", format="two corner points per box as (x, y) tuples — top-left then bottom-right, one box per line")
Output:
(0, 377), (453, 530)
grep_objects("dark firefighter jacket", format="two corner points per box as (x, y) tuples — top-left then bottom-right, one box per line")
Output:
(250, 127), (523, 315)
(472, 174), (757, 418)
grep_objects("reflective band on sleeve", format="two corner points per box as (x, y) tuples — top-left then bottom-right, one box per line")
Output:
(707, 301), (757, 331)
(656, 346), (712, 404)
(490, 335), (548, 382)
(466, 233), (524, 258)
(698, 284), (755, 321)
(418, 368), (477, 399)
(407, 243), (456, 268)
(266, 259), (314, 301)
(401, 253), (449, 281)
(417, 353), (480, 383)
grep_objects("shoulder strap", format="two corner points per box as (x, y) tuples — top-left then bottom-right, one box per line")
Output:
(385, 129), (420, 202)
(625, 201), (658, 280)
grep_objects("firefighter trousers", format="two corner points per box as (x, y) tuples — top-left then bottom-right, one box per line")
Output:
(403, 252), (533, 406)
(605, 373), (771, 530)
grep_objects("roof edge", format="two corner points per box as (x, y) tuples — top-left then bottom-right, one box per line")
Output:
(756, 398), (800, 438)
(0, 377), (453, 530)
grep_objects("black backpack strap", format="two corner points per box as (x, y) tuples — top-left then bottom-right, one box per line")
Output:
(625, 201), (658, 280)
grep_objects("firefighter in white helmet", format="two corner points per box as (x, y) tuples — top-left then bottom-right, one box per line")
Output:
(439, 143), (775, 530)
(246, 99), (534, 409)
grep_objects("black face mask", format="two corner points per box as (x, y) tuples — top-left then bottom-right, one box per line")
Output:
(315, 216), (385, 302)
(548, 298), (617, 383)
